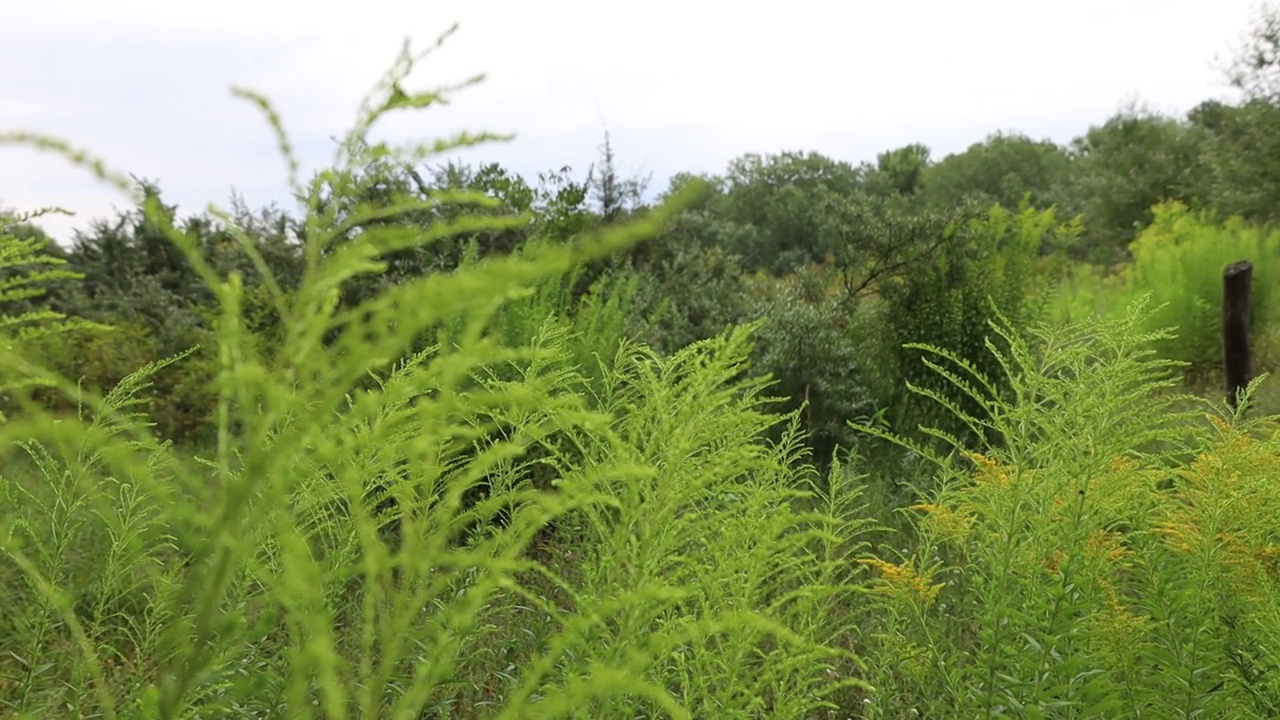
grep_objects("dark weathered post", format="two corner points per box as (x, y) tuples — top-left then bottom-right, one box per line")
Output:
(1223, 260), (1253, 411)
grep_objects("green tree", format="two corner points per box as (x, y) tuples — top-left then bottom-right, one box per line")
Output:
(1190, 99), (1280, 225)
(873, 204), (1074, 447)
(925, 131), (1075, 213)
(718, 150), (865, 273)
(627, 217), (755, 353)
(1191, 5), (1280, 225)
(867, 142), (932, 198)
(1223, 2), (1280, 103)
(54, 183), (213, 334)
(825, 193), (977, 300)
(586, 131), (649, 223)
(1066, 106), (1205, 262)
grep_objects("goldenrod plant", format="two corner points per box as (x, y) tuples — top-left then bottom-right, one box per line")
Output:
(0, 28), (874, 719)
(1051, 201), (1280, 383)
(851, 298), (1280, 718)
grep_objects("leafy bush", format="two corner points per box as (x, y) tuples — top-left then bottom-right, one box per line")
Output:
(630, 243), (753, 355)
(745, 266), (876, 464)
(872, 203), (1074, 447)
(20, 319), (221, 444)
(1065, 107), (1207, 262)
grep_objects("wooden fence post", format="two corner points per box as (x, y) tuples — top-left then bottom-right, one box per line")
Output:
(1223, 260), (1253, 411)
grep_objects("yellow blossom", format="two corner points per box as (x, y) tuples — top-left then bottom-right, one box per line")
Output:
(860, 557), (945, 608)
(1208, 413), (1233, 436)
(1085, 530), (1133, 567)
(1044, 549), (1067, 576)
(1205, 414), (1255, 451)
(1110, 455), (1134, 474)
(968, 451), (1010, 487)
(1255, 544), (1280, 569)
(1086, 577), (1151, 658)
(910, 502), (976, 543)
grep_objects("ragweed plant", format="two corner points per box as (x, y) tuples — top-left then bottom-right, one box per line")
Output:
(532, 323), (876, 717)
(1132, 405), (1280, 718)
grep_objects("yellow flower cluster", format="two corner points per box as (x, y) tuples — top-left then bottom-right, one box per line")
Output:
(1254, 544), (1280, 572)
(968, 451), (1010, 487)
(861, 557), (945, 609)
(910, 502), (976, 544)
(1109, 455), (1134, 474)
(1044, 548), (1067, 576)
(1085, 577), (1151, 658)
(1207, 413), (1263, 444)
(1155, 520), (1195, 553)
(1041, 530), (1133, 580)
(1085, 530), (1133, 567)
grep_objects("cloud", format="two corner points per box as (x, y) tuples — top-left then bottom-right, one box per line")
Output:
(1, 0), (1261, 244)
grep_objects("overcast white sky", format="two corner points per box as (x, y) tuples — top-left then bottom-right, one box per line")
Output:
(0, 0), (1263, 244)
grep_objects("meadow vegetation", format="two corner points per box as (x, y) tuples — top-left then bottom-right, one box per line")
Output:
(3, 8), (1280, 718)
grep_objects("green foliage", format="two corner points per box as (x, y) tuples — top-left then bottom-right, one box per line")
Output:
(1067, 106), (1206, 262)
(628, 242), (752, 354)
(872, 203), (1073, 447)
(481, 261), (643, 403)
(585, 131), (649, 222)
(1054, 202), (1280, 381)
(1191, 98), (1280, 226)
(745, 267), (875, 462)
(0, 207), (106, 417)
(1223, 1), (1280, 103)
(7, 12), (1280, 718)
(0, 208), (101, 342)
(826, 194), (976, 301)
(0, 32), (875, 719)
(924, 131), (1075, 213)
(1202, 25), (1280, 236)
(868, 143), (931, 198)
(717, 151), (864, 273)
(514, 324), (874, 717)
(853, 299), (1280, 718)
(14, 187), (308, 443)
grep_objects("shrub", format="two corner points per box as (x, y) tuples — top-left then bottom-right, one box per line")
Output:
(872, 203), (1074, 448)
(745, 266), (876, 464)
(21, 320), (220, 444)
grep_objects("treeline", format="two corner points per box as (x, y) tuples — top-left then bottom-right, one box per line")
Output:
(5, 8), (1280, 459)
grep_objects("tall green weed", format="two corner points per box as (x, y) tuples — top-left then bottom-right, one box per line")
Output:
(0, 31), (874, 719)
(0, 207), (107, 416)
(852, 298), (1280, 717)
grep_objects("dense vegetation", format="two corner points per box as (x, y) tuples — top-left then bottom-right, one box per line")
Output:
(3, 8), (1280, 718)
